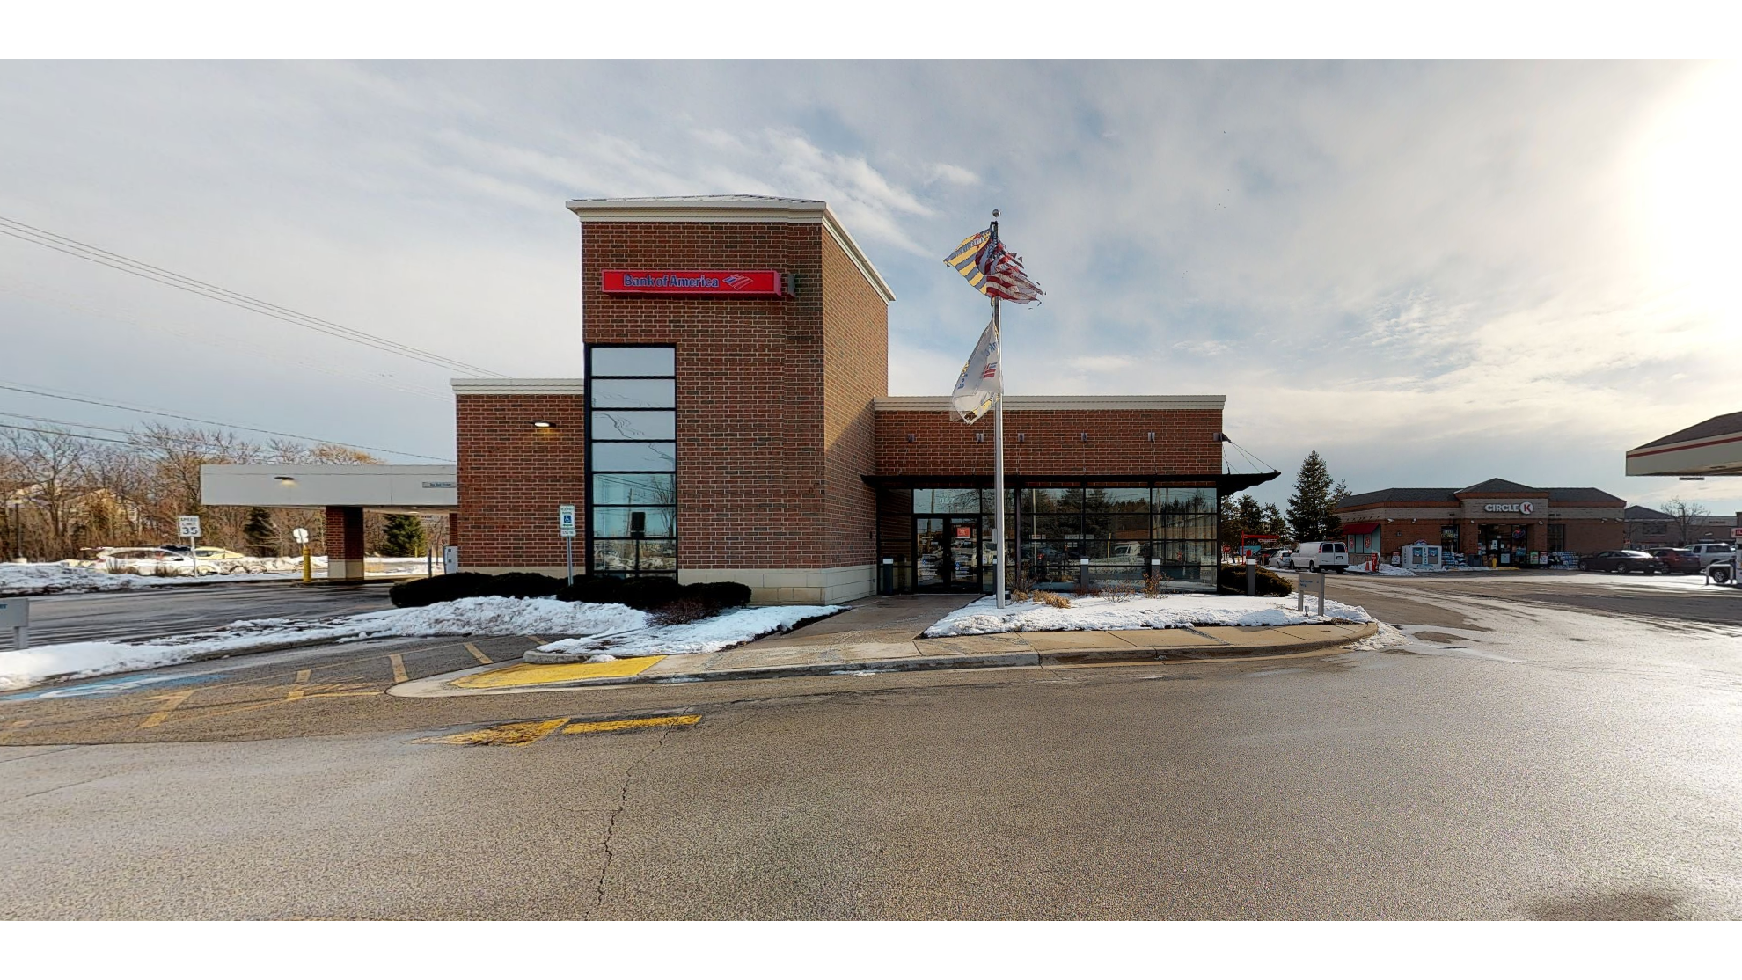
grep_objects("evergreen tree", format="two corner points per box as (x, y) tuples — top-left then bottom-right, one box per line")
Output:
(382, 513), (427, 558)
(242, 507), (277, 557)
(1237, 494), (1265, 544)
(1262, 502), (1288, 540)
(1218, 494), (1242, 551)
(1287, 451), (1342, 542)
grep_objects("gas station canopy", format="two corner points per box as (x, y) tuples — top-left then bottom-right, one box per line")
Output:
(1626, 412), (1742, 478)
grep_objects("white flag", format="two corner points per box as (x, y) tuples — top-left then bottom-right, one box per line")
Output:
(950, 318), (1001, 424)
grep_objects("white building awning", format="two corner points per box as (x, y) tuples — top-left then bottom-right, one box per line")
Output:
(200, 464), (457, 510)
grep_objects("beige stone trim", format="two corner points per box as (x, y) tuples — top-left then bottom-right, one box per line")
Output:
(876, 395), (1226, 413)
(450, 378), (585, 395)
(678, 565), (876, 605)
(455, 565), (879, 605)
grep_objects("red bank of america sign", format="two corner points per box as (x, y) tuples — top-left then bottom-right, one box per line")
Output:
(601, 269), (787, 297)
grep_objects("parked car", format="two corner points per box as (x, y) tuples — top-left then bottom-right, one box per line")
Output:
(1269, 549), (1294, 569)
(1290, 541), (1349, 572)
(1579, 550), (1666, 574)
(1648, 548), (1702, 574)
(193, 547), (247, 561)
(1689, 542), (1738, 569)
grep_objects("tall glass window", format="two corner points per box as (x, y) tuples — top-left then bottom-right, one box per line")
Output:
(588, 346), (676, 577)
(889, 482), (1219, 594)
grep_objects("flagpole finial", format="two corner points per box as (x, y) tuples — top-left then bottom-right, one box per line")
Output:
(991, 209), (999, 218)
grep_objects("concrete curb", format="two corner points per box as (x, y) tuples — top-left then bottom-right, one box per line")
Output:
(389, 622), (1379, 698)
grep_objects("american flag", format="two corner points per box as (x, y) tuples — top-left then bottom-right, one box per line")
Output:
(945, 225), (1044, 304)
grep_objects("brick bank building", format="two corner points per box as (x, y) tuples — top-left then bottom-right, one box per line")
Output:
(433, 195), (1273, 604)
(1335, 478), (1625, 566)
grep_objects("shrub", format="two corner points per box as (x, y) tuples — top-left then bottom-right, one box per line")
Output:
(1033, 590), (1072, 609)
(554, 575), (624, 604)
(613, 576), (684, 611)
(389, 572), (563, 608)
(1101, 581), (1140, 603)
(685, 580), (752, 610)
(1216, 563), (1293, 597)
(487, 573), (566, 598)
(651, 598), (714, 626)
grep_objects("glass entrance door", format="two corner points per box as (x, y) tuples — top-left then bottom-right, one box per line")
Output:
(915, 516), (981, 592)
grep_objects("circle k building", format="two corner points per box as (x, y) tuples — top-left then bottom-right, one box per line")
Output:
(207, 196), (1275, 603)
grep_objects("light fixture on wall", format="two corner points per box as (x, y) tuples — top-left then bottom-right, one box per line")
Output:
(531, 421), (553, 429)
(274, 476), (297, 486)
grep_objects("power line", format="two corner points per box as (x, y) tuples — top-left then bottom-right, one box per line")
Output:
(0, 214), (506, 378)
(0, 379), (452, 462)
(0, 410), (273, 452)
(0, 279), (448, 401)
(0, 421), (134, 447)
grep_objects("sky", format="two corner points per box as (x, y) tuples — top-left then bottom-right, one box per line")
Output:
(0, 60), (1737, 516)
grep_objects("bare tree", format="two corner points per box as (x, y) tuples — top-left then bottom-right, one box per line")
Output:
(1662, 497), (1710, 546)
(1, 426), (90, 559)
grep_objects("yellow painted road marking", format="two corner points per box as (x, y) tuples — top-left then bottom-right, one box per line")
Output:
(140, 690), (194, 729)
(9, 719), (32, 729)
(416, 718), (568, 746)
(452, 656), (665, 689)
(563, 714), (700, 736)
(388, 653), (409, 685)
(287, 668), (313, 700)
(465, 642), (492, 665)
(526, 635), (549, 646)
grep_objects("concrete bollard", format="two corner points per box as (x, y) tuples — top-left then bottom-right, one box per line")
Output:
(1079, 557), (1091, 592)
(1246, 557), (1256, 596)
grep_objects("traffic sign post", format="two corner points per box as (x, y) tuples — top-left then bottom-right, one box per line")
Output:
(177, 516), (202, 577)
(559, 505), (577, 585)
(292, 527), (311, 583)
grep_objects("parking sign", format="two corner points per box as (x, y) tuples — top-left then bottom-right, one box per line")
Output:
(559, 504), (577, 538)
(177, 516), (202, 539)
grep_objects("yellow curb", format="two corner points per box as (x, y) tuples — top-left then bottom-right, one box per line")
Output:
(563, 714), (700, 735)
(415, 717), (568, 746)
(451, 656), (665, 689)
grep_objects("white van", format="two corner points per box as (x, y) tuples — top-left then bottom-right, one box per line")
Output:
(1291, 541), (1349, 572)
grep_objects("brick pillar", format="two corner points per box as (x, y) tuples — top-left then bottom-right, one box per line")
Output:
(325, 506), (366, 581)
(448, 511), (461, 553)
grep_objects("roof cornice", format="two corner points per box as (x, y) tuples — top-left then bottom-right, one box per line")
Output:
(876, 395), (1226, 412)
(565, 196), (895, 304)
(450, 378), (585, 395)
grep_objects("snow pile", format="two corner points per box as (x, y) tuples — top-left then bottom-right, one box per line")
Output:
(0, 597), (650, 692)
(0, 562), (295, 595)
(923, 593), (1374, 637)
(536, 605), (844, 660)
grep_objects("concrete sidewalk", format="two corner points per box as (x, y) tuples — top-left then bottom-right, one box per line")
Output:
(393, 595), (1379, 698)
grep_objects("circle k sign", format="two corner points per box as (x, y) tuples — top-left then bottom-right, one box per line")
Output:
(1483, 502), (1536, 515)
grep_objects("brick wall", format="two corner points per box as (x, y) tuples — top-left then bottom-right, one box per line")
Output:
(580, 220), (885, 571)
(455, 394), (587, 569)
(323, 506), (364, 559)
(875, 408), (1224, 477)
(820, 231), (887, 568)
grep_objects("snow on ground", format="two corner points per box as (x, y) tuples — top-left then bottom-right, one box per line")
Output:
(535, 605), (845, 660)
(0, 597), (650, 692)
(1, 558), (443, 595)
(923, 593), (1374, 637)
(0, 563), (297, 595)
(0, 598), (849, 692)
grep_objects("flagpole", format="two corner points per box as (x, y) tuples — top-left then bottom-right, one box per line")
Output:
(991, 211), (1006, 609)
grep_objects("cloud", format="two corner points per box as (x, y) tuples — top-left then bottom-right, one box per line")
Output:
(0, 60), (1736, 513)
